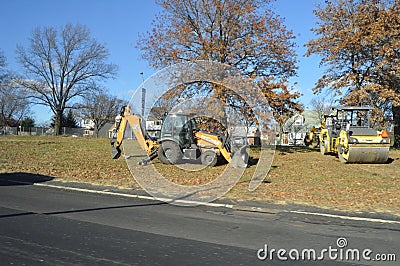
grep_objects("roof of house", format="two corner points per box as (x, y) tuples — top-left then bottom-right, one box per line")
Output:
(282, 110), (322, 132)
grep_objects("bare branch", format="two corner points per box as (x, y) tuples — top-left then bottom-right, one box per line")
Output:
(17, 23), (117, 135)
(80, 92), (127, 137)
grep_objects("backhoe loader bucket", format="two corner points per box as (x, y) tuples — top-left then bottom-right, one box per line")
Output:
(230, 145), (249, 168)
(110, 138), (122, 159)
(111, 146), (122, 159)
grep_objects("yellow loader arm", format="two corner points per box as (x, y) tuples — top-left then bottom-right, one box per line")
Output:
(195, 131), (248, 168)
(110, 106), (158, 161)
(194, 132), (232, 162)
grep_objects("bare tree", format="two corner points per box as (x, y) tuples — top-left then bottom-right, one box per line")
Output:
(0, 81), (30, 127)
(0, 51), (30, 127)
(81, 92), (126, 137)
(16, 24), (117, 135)
(0, 50), (8, 92)
(0, 51), (5, 79)
(310, 94), (337, 124)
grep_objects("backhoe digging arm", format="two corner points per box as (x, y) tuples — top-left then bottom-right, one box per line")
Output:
(110, 106), (158, 161)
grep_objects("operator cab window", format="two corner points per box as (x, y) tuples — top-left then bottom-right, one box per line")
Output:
(162, 116), (173, 136)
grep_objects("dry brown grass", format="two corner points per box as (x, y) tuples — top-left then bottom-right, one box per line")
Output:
(228, 146), (400, 215)
(1, 136), (399, 215)
(0, 136), (135, 189)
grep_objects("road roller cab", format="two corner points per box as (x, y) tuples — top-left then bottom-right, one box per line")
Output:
(319, 106), (390, 163)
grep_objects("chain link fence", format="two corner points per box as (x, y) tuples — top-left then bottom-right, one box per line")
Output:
(0, 126), (88, 137)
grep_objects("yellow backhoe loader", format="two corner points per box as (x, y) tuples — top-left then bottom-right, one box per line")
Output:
(319, 106), (390, 163)
(110, 106), (248, 167)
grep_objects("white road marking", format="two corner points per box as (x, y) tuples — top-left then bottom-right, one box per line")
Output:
(288, 210), (400, 225)
(33, 182), (235, 208)
(6, 179), (400, 225)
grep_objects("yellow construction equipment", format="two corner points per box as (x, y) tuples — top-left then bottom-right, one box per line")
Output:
(110, 105), (159, 161)
(304, 126), (320, 148)
(110, 106), (248, 167)
(319, 106), (390, 163)
(304, 114), (336, 148)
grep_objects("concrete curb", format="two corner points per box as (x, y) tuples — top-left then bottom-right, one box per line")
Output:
(6, 178), (400, 225)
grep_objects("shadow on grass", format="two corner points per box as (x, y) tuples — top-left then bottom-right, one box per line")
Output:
(322, 152), (395, 164)
(386, 158), (395, 164)
(0, 172), (53, 186)
(276, 145), (319, 155)
(247, 157), (262, 167)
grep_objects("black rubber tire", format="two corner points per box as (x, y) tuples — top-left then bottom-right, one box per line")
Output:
(311, 138), (320, 149)
(157, 146), (171, 164)
(200, 150), (218, 167)
(157, 141), (182, 165)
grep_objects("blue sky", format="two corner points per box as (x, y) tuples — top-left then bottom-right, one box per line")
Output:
(0, 0), (324, 125)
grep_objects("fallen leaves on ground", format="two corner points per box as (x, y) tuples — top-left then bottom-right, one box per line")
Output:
(1, 136), (399, 215)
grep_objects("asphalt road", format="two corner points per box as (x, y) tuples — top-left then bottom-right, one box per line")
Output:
(0, 174), (398, 266)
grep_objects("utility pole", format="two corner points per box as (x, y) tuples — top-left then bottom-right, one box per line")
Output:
(140, 72), (146, 118)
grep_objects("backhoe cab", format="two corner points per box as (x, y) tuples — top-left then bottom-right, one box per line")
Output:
(110, 106), (248, 168)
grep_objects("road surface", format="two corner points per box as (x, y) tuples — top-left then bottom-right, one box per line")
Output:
(0, 173), (398, 265)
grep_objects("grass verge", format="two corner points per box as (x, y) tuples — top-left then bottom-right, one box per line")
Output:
(1, 135), (399, 215)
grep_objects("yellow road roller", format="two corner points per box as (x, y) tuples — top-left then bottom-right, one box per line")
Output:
(319, 106), (390, 163)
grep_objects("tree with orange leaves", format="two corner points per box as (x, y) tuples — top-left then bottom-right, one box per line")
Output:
(138, 0), (302, 129)
(306, 0), (400, 146)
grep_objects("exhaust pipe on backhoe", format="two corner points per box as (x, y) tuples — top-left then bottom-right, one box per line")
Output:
(229, 136), (249, 168)
(230, 145), (249, 168)
(110, 112), (123, 159)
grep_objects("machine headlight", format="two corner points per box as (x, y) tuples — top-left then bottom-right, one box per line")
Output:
(348, 137), (359, 144)
(233, 137), (245, 146)
(381, 138), (390, 144)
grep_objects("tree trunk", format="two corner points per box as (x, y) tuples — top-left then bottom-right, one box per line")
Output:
(393, 105), (400, 148)
(54, 109), (62, 136)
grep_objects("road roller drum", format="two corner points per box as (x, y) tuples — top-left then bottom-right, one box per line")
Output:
(338, 145), (389, 164)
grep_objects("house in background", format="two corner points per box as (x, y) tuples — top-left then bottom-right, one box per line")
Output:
(146, 119), (162, 139)
(79, 119), (115, 138)
(106, 119), (162, 140)
(228, 126), (261, 146)
(278, 110), (321, 146)
(80, 119), (95, 136)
